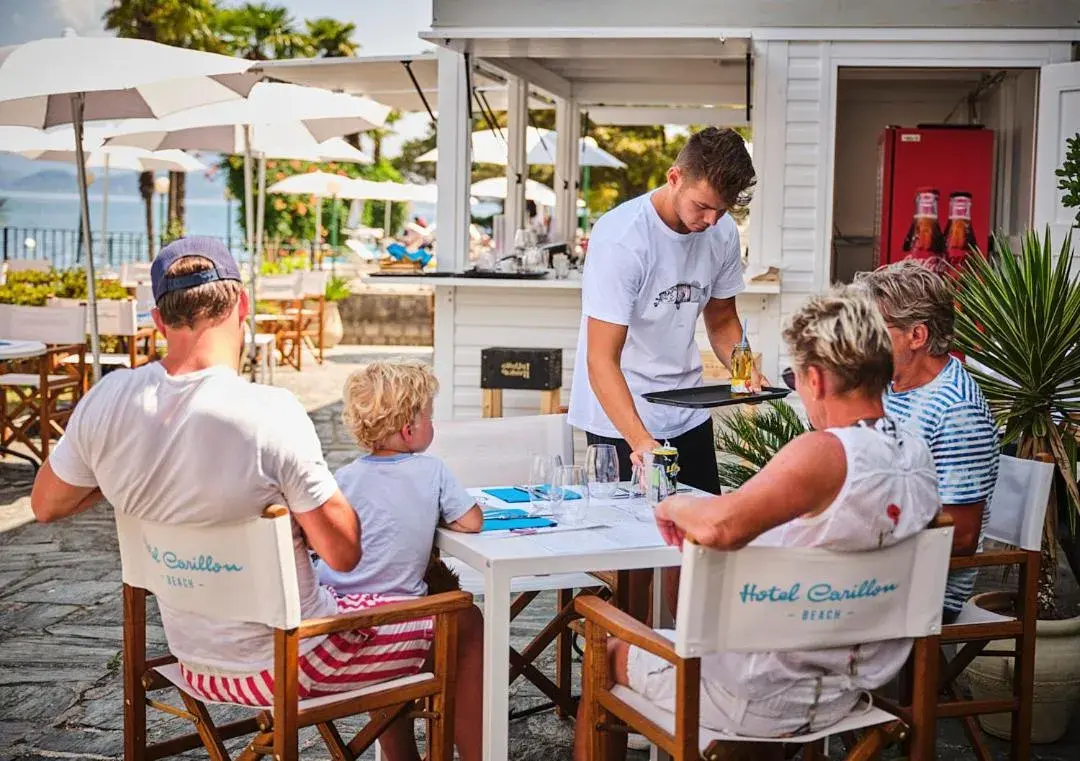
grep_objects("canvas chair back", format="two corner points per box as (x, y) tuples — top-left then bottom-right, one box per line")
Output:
(134, 284), (155, 327)
(114, 509), (301, 629)
(5, 259), (51, 274)
(120, 262), (153, 286)
(427, 413), (574, 488)
(48, 298), (138, 337)
(0, 303), (86, 344)
(298, 270), (329, 298)
(258, 273), (303, 301)
(984, 454), (1055, 552)
(674, 525), (954, 658)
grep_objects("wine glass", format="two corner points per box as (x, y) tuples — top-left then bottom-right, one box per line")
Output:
(585, 444), (619, 499)
(552, 465), (588, 524)
(528, 453), (563, 513)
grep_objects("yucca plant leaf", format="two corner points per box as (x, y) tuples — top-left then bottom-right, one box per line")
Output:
(953, 228), (1080, 615)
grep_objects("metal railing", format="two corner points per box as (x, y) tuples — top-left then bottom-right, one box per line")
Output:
(0, 226), (319, 270)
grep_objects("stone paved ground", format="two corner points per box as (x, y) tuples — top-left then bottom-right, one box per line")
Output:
(1, 345), (1078, 760)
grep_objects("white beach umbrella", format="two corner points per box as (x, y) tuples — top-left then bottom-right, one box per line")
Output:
(417, 127), (627, 168)
(104, 85), (387, 381)
(105, 82), (390, 151)
(0, 33), (255, 382)
(19, 146), (206, 172)
(470, 177), (557, 207)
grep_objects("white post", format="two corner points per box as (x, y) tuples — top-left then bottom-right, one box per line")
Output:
(434, 47), (472, 273)
(553, 98), (581, 245)
(504, 75), (528, 247)
(314, 195), (323, 265)
(252, 153), (267, 382)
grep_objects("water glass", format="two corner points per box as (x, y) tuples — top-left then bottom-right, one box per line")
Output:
(528, 453), (563, 513)
(646, 461), (676, 508)
(551, 465), (588, 524)
(585, 444), (619, 499)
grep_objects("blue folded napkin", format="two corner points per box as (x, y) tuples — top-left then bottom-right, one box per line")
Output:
(481, 486), (584, 504)
(481, 509), (556, 531)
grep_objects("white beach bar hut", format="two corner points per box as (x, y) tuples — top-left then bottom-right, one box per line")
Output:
(416, 1), (1080, 422)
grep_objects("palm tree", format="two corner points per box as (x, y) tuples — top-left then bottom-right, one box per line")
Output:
(104, 0), (223, 256)
(218, 3), (312, 60)
(306, 18), (359, 58)
(369, 109), (402, 164)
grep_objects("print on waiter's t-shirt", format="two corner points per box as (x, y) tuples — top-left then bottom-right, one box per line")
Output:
(653, 281), (705, 309)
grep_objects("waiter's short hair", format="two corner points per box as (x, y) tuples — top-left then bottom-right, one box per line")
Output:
(675, 127), (756, 211)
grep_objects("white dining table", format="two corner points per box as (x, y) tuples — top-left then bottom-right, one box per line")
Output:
(0, 339), (47, 362)
(435, 487), (690, 761)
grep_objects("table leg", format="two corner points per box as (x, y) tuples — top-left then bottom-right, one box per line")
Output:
(483, 570), (511, 761)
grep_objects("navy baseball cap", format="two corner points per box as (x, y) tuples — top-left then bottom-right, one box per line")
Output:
(151, 236), (243, 302)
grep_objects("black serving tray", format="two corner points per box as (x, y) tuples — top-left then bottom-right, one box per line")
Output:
(461, 269), (549, 280)
(367, 271), (456, 278)
(643, 384), (791, 409)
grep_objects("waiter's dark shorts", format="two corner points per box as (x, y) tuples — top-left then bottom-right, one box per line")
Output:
(584, 418), (722, 495)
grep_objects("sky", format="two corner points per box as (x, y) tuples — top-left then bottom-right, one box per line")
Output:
(0, 0), (435, 156)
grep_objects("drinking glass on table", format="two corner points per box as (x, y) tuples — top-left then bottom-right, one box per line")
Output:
(528, 453), (563, 513)
(551, 465), (588, 524)
(646, 460), (676, 508)
(585, 444), (619, 499)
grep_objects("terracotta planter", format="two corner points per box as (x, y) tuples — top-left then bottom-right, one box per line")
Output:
(323, 301), (344, 349)
(963, 591), (1080, 743)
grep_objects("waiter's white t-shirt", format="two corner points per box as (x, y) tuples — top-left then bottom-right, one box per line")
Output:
(568, 190), (745, 440)
(48, 362), (340, 673)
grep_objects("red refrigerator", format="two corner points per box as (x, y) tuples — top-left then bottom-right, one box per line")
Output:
(874, 125), (995, 272)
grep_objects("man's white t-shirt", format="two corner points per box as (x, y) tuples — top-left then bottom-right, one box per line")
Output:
(48, 362), (340, 673)
(568, 190), (745, 440)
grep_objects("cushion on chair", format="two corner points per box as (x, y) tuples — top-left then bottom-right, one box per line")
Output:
(952, 601), (1015, 626)
(153, 662), (435, 712)
(442, 556), (603, 596)
(609, 685), (897, 748)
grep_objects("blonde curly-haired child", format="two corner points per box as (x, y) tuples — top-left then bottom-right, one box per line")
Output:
(317, 359), (483, 761)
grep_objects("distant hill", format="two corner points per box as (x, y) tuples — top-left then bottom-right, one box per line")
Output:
(0, 156), (229, 200)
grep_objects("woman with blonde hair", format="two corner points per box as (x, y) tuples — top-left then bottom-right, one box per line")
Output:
(574, 287), (941, 758)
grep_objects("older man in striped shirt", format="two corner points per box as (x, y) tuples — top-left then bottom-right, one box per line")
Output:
(855, 261), (999, 623)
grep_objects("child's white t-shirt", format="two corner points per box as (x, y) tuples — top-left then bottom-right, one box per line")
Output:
(317, 453), (474, 597)
(567, 190), (745, 440)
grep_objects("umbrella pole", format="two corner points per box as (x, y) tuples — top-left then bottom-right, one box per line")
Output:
(100, 155), (110, 266)
(315, 195), (323, 270)
(384, 200), (391, 239)
(244, 128), (257, 381)
(71, 93), (101, 384)
(253, 154), (267, 382)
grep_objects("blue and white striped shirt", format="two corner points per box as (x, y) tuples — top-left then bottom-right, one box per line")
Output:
(885, 357), (999, 614)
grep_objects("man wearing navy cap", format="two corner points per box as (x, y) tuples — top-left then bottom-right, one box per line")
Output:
(29, 239), (443, 751)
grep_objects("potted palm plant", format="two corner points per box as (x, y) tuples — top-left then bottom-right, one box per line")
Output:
(953, 228), (1080, 742)
(713, 401), (809, 489)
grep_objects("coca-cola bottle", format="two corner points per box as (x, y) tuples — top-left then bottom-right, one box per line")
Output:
(944, 191), (978, 272)
(902, 187), (947, 274)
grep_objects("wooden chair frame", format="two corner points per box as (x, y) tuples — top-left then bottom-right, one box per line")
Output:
(575, 597), (939, 761)
(0, 342), (85, 462)
(881, 453), (1051, 761)
(122, 520), (474, 761)
(576, 514), (955, 761)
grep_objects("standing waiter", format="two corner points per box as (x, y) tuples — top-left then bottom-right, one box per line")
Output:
(568, 127), (760, 496)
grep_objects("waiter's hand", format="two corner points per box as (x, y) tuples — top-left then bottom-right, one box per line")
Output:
(629, 437), (662, 469)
